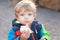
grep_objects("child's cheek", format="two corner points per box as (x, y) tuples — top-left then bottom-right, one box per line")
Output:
(30, 17), (34, 22)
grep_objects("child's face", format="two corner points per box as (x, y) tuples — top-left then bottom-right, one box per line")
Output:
(17, 10), (35, 25)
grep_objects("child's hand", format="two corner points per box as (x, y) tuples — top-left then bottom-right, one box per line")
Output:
(20, 23), (30, 40)
(20, 28), (30, 40)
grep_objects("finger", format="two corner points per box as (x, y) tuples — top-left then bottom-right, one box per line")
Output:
(27, 29), (30, 33)
(21, 31), (30, 39)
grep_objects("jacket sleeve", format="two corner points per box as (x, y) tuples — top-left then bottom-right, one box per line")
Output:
(8, 28), (15, 40)
(40, 24), (50, 40)
(8, 28), (20, 40)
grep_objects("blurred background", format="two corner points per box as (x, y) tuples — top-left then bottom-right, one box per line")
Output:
(0, 0), (60, 40)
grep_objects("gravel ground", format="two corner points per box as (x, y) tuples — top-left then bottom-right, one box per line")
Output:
(0, 1), (60, 40)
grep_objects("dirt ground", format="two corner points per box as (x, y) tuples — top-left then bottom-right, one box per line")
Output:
(0, 0), (60, 40)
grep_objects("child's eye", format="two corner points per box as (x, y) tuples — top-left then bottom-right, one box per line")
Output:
(28, 14), (32, 16)
(20, 14), (24, 16)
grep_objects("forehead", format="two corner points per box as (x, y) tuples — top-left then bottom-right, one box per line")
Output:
(19, 8), (34, 14)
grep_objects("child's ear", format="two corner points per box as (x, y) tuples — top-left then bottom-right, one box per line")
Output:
(15, 16), (18, 20)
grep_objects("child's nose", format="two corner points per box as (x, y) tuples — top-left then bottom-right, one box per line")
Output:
(24, 16), (28, 19)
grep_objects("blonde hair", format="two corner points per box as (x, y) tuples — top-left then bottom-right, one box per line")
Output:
(14, 0), (36, 18)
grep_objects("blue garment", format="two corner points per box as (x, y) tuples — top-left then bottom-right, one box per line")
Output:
(8, 19), (45, 40)
(8, 28), (20, 40)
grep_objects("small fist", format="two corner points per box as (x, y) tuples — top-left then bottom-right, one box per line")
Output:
(20, 30), (30, 40)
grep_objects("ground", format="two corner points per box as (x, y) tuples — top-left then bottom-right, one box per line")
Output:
(0, 0), (60, 40)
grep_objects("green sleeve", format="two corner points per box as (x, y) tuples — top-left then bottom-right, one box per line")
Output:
(41, 24), (50, 40)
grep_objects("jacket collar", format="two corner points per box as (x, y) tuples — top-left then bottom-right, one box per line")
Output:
(12, 19), (39, 31)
